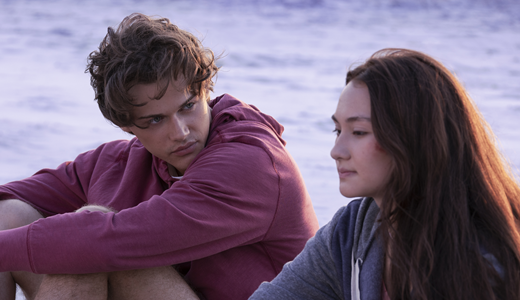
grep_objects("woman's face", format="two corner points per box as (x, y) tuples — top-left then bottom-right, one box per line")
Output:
(330, 80), (393, 207)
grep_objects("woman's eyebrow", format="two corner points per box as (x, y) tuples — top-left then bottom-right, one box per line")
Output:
(331, 115), (371, 123)
(346, 116), (371, 122)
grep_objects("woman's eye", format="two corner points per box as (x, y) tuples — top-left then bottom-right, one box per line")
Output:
(353, 131), (367, 136)
(333, 129), (341, 136)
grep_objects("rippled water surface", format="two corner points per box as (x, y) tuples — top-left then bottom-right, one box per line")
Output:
(0, 3), (519, 296)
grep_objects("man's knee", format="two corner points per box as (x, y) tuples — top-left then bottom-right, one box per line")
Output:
(108, 266), (199, 300)
(109, 266), (180, 282)
(0, 199), (44, 230)
(36, 273), (109, 300)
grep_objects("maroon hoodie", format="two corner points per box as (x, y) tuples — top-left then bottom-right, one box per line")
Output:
(0, 94), (319, 299)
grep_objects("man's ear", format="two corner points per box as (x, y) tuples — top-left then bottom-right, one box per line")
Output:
(121, 126), (134, 135)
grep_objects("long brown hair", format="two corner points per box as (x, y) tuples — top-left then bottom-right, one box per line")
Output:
(347, 49), (520, 299)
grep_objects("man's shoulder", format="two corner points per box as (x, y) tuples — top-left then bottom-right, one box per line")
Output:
(81, 137), (149, 167)
(93, 138), (143, 155)
(209, 94), (284, 141)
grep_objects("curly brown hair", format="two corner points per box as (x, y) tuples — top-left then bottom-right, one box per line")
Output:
(86, 13), (219, 127)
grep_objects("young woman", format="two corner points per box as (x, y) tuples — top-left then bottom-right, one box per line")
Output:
(249, 48), (520, 300)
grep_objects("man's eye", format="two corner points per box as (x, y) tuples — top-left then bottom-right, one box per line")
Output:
(150, 116), (162, 124)
(184, 102), (195, 109)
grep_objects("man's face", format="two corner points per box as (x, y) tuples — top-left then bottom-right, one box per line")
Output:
(121, 80), (211, 176)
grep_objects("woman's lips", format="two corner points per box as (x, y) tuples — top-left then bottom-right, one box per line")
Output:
(337, 168), (356, 178)
(172, 141), (197, 156)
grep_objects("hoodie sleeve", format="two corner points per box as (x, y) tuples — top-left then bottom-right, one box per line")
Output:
(0, 142), (281, 274)
(0, 140), (131, 216)
(248, 206), (348, 300)
(0, 160), (89, 216)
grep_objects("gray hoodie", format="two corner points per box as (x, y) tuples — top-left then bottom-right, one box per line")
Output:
(249, 198), (383, 300)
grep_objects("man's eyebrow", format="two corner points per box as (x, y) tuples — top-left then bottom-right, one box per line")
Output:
(177, 94), (196, 110)
(136, 113), (163, 120)
(135, 94), (197, 120)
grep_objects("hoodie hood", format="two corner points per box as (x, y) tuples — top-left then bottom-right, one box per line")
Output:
(209, 94), (286, 146)
(153, 94), (286, 182)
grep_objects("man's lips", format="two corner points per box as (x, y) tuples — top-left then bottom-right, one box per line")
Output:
(171, 141), (197, 156)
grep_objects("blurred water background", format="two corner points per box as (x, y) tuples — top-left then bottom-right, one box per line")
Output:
(0, 0), (519, 297)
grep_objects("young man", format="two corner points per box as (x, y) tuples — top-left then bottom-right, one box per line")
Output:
(0, 13), (319, 300)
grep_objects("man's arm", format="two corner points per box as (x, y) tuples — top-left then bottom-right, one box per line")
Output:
(0, 143), (281, 274)
(0, 139), (135, 216)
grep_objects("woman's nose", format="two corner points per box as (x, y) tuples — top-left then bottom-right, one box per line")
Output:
(330, 136), (350, 161)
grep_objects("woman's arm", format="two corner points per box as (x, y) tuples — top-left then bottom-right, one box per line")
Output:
(249, 207), (349, 300)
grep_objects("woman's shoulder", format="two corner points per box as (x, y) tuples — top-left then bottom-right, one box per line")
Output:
(322, 198), (380, 260)
(315, 198), (366, 248)
(327, 198), (375, 231)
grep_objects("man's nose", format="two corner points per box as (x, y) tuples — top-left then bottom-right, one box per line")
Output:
(169, 117), (189, 141)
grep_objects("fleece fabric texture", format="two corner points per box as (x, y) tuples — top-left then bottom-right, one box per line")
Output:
(0, 94), (319, 300)
(249, 198), (384, 300)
